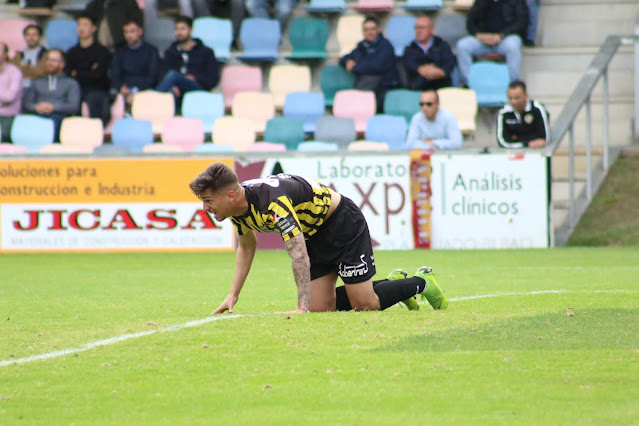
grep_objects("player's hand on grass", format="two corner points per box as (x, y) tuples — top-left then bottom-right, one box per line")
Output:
(211, 294), (238, 314)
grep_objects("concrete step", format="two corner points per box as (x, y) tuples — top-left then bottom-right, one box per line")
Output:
(551, 153), (602, 178)
(552, 180), (586, 201)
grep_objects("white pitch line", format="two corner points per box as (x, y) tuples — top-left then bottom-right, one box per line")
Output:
(0, 314), (244, 368)
(2, 289), (635, 368)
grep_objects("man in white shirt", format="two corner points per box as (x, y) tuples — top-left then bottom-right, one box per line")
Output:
(405, 89), (462, 149)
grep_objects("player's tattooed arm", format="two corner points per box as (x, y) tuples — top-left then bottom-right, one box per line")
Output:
(284, 233), (311, 312)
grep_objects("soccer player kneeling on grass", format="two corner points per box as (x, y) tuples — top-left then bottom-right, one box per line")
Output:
(189, 162), (448, 314)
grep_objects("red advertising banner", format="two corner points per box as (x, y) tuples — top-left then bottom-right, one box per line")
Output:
(410, 150), (432, 249)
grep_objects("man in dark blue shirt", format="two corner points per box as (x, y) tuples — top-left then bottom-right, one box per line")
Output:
(110, 19), (160, 107)
(339, 16), (399, 112)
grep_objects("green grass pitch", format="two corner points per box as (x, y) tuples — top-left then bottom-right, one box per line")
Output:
(1, 248), (638, 425)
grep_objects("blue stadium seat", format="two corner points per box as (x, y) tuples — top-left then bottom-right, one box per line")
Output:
(182, 91), (225, 134)
(320, 65), (355, 107)
(468, 62), (509, 107)
(306, 0), (345, 13)
(402, 0), (442, 11)
(314, 116), (356, 148)
(297, 141), (339, 151)
(195, 143), (235, 152)
(365, 114), (408, 149)
(45, 18), (78, 51)
(10, 115), (55, 153)
(283, 92), (325, 133)
(287, 17), (329, 61)
(238, 18), (280, 62)
(383, 89), (422, 125)
(435, 14), (468, 53)
(193, 17), (233, 62)
(144, 17), (174, 56)
(263, 117), (305, 150)
(387, 16), (417, 57)
(111, 118), (154, 153)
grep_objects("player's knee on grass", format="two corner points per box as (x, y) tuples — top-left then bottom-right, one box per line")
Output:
(310, 294), (336, 312)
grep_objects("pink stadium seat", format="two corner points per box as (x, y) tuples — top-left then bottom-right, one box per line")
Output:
(41, 117), (103, 153)
(1, 19), (36, 55)
(0, 144), (28, 154)
(231, 91), (275, 133)
(333, 90), (376, 133)
(353, 0), (393, 12)
(161, 117), (205, 151)
(245, 142), (287, 152)
(220, 65), (262, 108)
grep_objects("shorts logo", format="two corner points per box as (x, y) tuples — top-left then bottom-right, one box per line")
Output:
(338, 254), (369, 278)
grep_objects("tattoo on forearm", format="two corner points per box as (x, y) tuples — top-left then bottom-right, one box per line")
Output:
(285, 236), (311, 311)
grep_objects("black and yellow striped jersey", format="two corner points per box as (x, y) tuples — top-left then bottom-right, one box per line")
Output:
(230, 174), (333, 242)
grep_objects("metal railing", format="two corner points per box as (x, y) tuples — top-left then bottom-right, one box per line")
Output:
(544, 28), (639, 233)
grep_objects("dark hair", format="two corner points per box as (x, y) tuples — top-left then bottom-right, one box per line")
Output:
(77, 14), (97, 26)
(363, 15), (379, 27)
(422, 88), (439, 103)
(23, 24), (43, 36)
(122, 18), (143, 29)
(175, 15), (193, 28)
(189, 163), (240, 197)
(508, 80), (527, 92)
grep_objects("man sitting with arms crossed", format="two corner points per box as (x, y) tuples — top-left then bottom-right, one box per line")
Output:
(189, 163), (448, 314)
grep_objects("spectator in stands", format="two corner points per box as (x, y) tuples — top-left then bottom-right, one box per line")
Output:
(497, 80), (549, 148)
(456, 0), (528, 87)
(84, 0), (143, 52)
(0, 42), (23, 117)
(403, 15), (456, 91)
(525, 0), (539, 46)
(339, 16), (399, 113)
(156, 16), (219, 111)
(8, 24), (47, 88)
(110, 19), (160, 107)
(66, 15), (112, 125)
(22, 49), (81, 142)
(246, 0), (295, 32)
(406, 89), (462, 150)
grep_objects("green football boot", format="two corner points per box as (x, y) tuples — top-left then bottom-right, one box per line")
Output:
(415, 266), (448, 310)
(386, 269), (419, 311)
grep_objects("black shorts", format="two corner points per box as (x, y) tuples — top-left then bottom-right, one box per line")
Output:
(305, 196), (376, 284)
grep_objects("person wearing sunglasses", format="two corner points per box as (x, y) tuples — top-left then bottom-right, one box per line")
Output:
(406, 89), (462, 150)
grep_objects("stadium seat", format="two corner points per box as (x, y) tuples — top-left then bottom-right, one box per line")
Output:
(320, 65), (356, 107)
(0, 143), (28, 154)
(195, 143), (235, 153)
(144, 16), (174, 55)
(306, 0), (345, 13)
(93, 144), (131, 155)
(238, 18), (280, 62)
(364, 114), (408, 149)
(452, 0), (473, 10)
(336, 15), (365, 56)
(245, 142), (287, 152)
(58, 117), (104, 151)
(438, 87), (477, 134)
(268, 64), (311, 109)
(1, 19), (36, 54)
(111, 118), (153, 153)
(314, 116), (356, 148)
(353, 0), (393, 12)
(283, 92), (325, 133)
(287, 17), (329, 61)
(297, 141), (339, 152)
(131, 90), (175, 133)
(383, 89), (422, 125)
(468, 62), (509, 107)
(45, 18), (78, 51)
(435, 14), (468, 51)
(143, 143), (184, 153)
(220, 65), (262, 108)
(192, 17), (232, 62)
(212, 116), (256, 151)
(181, 91), (225, 134)
(161, 117), (205, 151)
(263, 117), (305, 150)
(231, 91), (275, 133)
(402, 0), (442, 11)
(10, 114), (55, 152)
(387, 16), (417, 57)
(347, 141), (390, 151)
(333, 90), (376, 133)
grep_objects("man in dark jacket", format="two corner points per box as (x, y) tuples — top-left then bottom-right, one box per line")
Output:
(65, 15), (112, 125)
(84, 0), (142, 52)
(456, 0), (528, 87)
(403, 15), (456, 91)
(339, 16), (399, 112)
(156, 15), (219, 111)
(497, 80), (549, 148)
(110, 19), (160, 106)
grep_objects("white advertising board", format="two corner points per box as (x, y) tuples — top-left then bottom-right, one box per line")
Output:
(430, 153), (549, 249)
